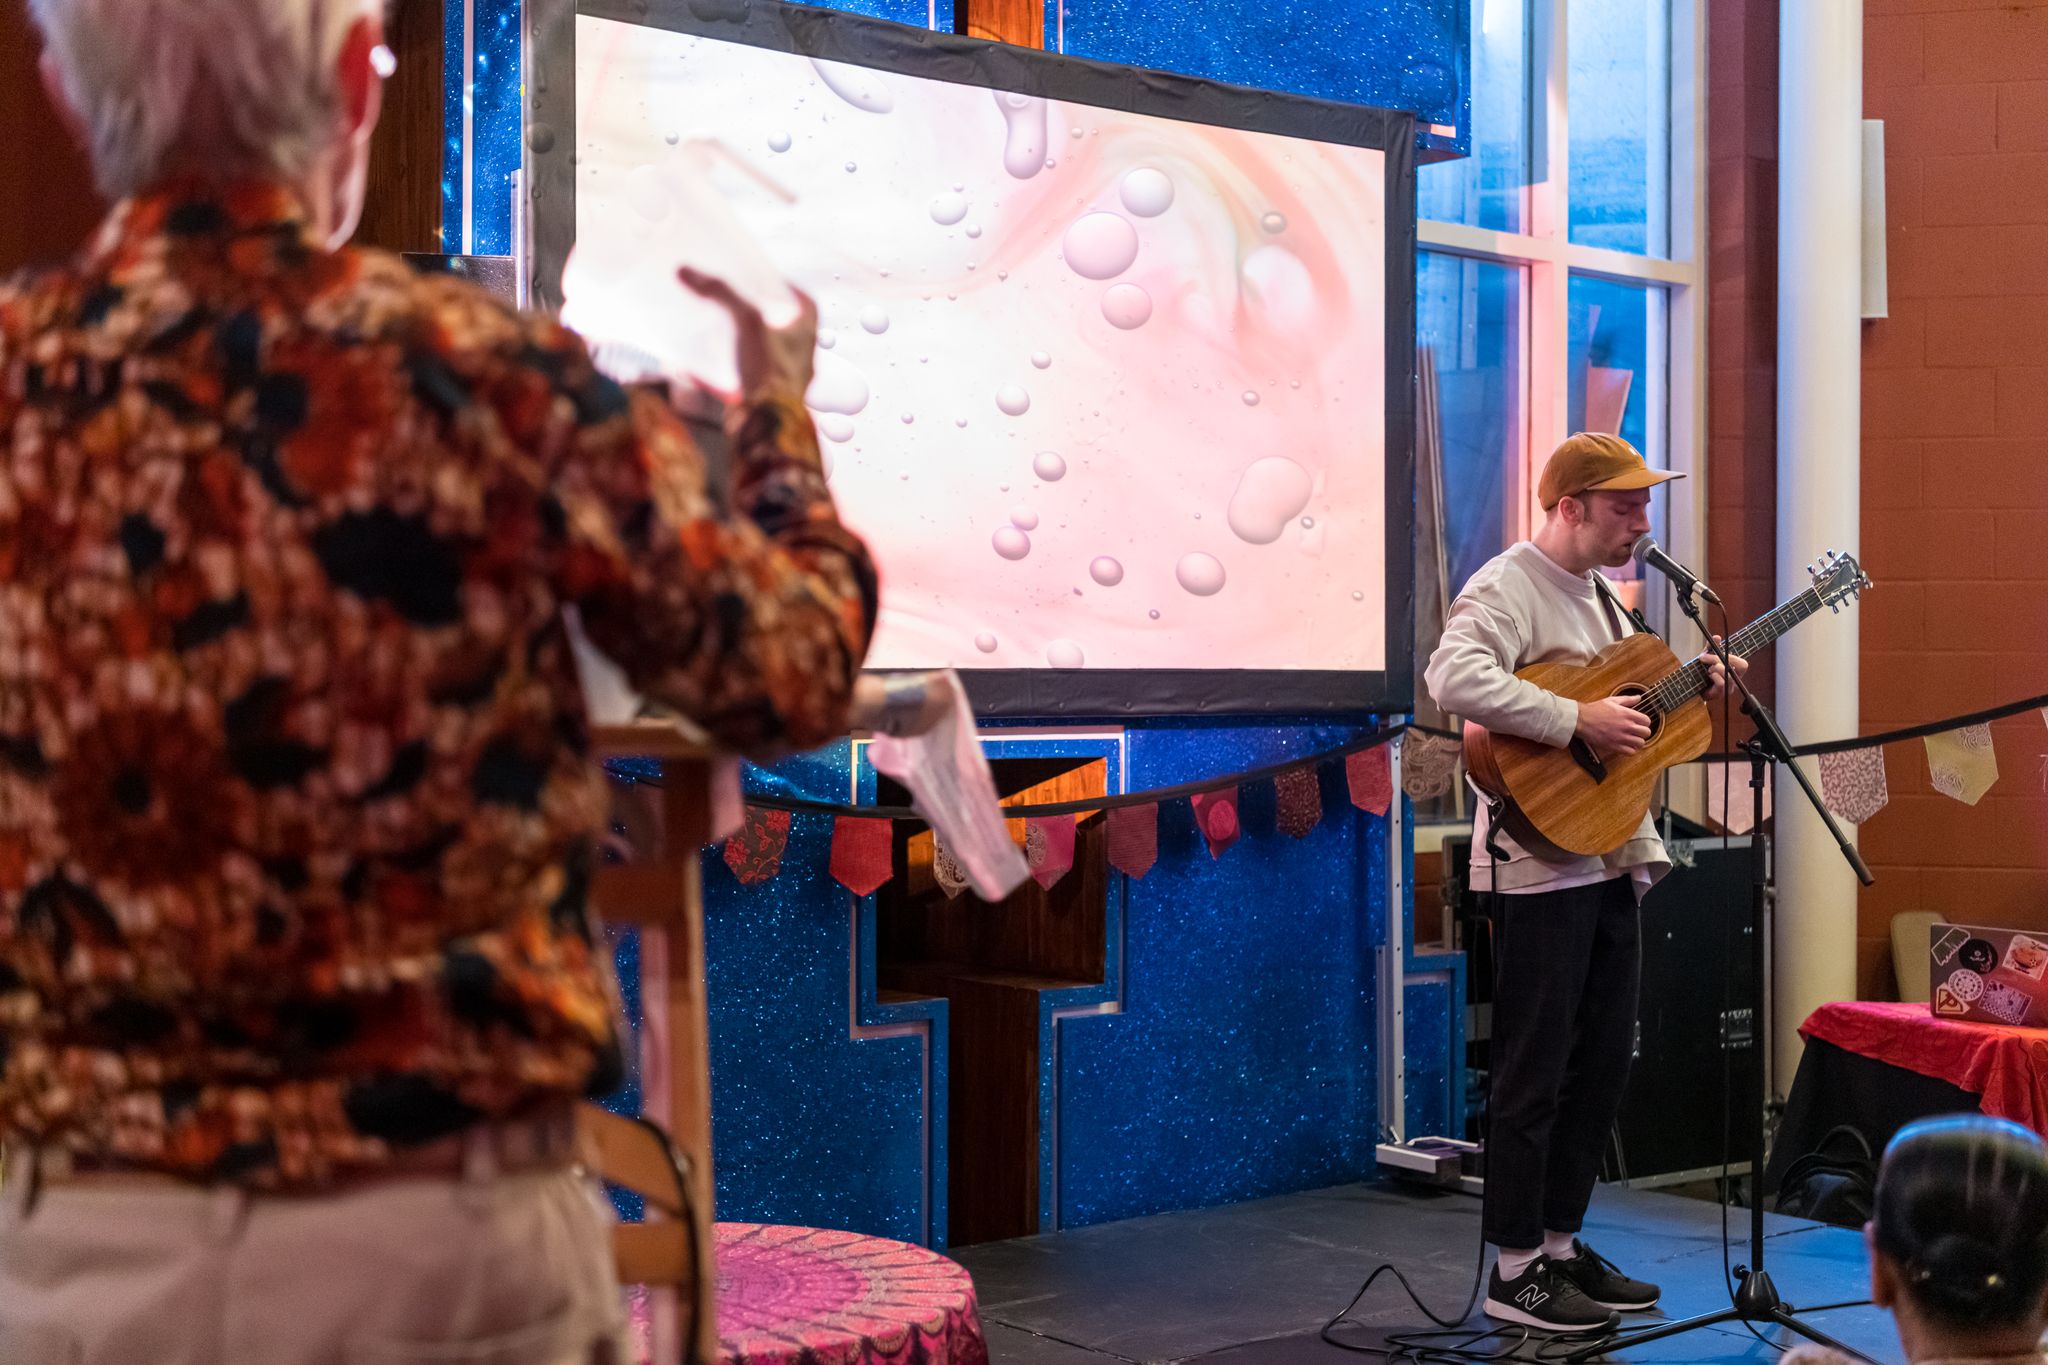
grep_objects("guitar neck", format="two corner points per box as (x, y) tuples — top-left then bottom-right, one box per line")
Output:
(1639, 588), (1827, 717)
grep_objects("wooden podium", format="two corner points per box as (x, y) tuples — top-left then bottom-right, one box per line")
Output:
(579, 722), (724, 1365)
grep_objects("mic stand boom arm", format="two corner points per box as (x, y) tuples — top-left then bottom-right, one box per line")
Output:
(1562, 584), (1875, 1365)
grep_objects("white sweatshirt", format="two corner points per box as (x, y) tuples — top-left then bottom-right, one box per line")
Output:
(1423, 541), (1669, 896)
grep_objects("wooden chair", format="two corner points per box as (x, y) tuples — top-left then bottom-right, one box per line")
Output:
(578, 722), (723, 1365)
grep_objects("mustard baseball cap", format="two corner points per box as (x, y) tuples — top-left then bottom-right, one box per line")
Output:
(1537, 432), (1684, 510)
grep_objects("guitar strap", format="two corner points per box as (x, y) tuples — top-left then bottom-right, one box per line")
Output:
(1592, 572), (1652, 640)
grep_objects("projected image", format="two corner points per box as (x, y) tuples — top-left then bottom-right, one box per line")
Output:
(567, 17), (1390, 675)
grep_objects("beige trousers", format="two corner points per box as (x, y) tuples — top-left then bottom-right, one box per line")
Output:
(0, 1146), (626, 1365)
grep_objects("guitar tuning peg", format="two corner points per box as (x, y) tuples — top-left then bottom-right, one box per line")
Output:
(1831, 602), (1840, 613)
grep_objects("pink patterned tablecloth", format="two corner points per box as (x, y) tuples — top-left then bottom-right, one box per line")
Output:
(630, 1223), (991, 1365)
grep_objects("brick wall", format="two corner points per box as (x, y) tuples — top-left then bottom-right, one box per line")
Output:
(1853, 0), (2048, 996)
(1706, 0), (1780, 749)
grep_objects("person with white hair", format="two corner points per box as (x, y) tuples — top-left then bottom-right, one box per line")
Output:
(0, 2), (877, 1363)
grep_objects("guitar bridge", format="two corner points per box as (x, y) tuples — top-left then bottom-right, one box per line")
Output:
(1568, 736), (1608, 784)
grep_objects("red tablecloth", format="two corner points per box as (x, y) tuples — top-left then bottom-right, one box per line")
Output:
(1801, 1000), (2048, 1137)
(680, 1223), (989, 1365)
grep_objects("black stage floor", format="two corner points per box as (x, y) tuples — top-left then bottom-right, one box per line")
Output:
(953, 1181), (1899, 1364)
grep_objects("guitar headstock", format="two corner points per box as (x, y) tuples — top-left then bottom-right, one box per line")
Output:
(1808, 549), (1873, 613)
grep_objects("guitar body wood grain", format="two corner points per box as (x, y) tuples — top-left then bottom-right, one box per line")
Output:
(1462, 632), (1714, 861)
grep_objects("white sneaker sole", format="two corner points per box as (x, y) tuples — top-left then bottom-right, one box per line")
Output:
(1482, 1295), (1619, 1333)
(1583, 1293), (1660, 1312)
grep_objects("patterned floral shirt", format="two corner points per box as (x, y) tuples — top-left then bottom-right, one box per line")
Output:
(0, 182), (876, 1185)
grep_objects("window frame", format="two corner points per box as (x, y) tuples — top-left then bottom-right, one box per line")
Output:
(1416, 0), (1710, 840)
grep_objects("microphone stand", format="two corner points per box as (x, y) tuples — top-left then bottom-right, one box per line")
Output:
(1564, 583), (1876, 1364)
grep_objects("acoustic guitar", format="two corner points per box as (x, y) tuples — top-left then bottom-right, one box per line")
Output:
(1462, 551), (1871, 861)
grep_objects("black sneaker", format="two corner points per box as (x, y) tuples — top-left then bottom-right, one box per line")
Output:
(1483, 1255), (1621, 1332)
(1551, 1239), (1662, 1311)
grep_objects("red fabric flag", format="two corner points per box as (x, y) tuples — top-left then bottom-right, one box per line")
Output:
(1107, 803), (1158, 880)
(723, 807), (792, 886)
(1192, 787), (1240, 860)
(1274, 767), (1322, 838)
(829, 816), (894, 896)
(1346, 745), (1393, 815)
(1025, 815), (1077, 890)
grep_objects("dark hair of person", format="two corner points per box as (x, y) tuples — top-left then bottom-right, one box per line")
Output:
(1871, 1115), (2048, 1330)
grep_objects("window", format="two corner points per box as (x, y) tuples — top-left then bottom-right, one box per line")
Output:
(1415, 0), (1703, 824)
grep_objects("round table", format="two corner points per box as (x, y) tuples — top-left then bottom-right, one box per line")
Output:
(630, 1223), (991, 1365)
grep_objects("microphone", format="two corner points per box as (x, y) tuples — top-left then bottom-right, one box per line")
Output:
(1631, 535), (1721, 606)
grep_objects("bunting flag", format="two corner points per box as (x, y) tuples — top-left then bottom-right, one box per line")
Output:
(829, 816), (894, 896)
(1345, 745), (1393, 816)
(1401, 733), (1463, 801)
(1927, 723), (1998, 806)
(723, 807), (792, 885)
(1107, 803), (1158, 880)
(1274, 767), (1322, 838)
(1700, 759), (1771, 835)
(1818, 748), (1889, 825)
(1025, 815), (1077, 890)
(1191, 787), (1241, 860)
(931, 835), (970, 899)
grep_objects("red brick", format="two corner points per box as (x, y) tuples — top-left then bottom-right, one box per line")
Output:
(1996, 368), (2048, 438)
(1925, 295), (2048, 369)
(1862, 439), (1926, 509)
(1918, 438), (2048, 509)
(1862, 298), (1926, 370)
(1924, 7), (2048, 85)
(1884, 154), (1925, 232)
(1865, 506), (1998, 580)
(1870, 0), (2040, 12)
(1926, 581), (2048, 652)
(1866, 84), (1998, 159)
(1867, 15), (1926, 87)
(1925, 867), (2048, 922)
(1861, 579), (1927, 650)
(1872, 791), (2000, 866)
(1888, 224), (2048, 298)
(1708, 3), (1748, 93)
(1995, 652), (2048, 702)
(1997, 81), (2048, 153)
(1862, 365), (1998, 437)
(1857, 865), (1927, 940)
(1995, 508), (2048, 577)
(1921, 152), (2048, 225)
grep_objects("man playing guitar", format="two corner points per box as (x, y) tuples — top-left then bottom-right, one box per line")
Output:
(1424, 433), (1748, 1333)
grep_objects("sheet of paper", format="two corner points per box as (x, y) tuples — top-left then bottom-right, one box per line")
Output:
(868, 671), (1030, 903)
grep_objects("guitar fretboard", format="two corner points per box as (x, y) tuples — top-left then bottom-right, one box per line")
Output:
(1636, 588), (1826, 718)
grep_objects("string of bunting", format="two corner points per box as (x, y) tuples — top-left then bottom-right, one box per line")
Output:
(620, 688), (2048, 897)
(611, 724), (1462, 896)
(1790, 688), (2048, 827)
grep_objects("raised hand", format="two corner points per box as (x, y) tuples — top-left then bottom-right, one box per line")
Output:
(676, 266), (817, 399)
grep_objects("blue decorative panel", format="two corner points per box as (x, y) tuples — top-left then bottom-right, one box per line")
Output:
(1054, 723), (1386, 1230)
(695, 743), (940, 1245)
(1055, 0), (1470, 153)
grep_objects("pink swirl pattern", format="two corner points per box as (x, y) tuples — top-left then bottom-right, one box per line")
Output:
(630, 1224), (991, 1365)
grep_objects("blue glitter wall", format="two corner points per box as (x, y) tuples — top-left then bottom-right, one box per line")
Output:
(1054, 0), (1470, 154)
(451, 0), (1469, 1248)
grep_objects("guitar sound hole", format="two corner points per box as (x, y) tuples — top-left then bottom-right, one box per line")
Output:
(1613, 684), (1662, 743)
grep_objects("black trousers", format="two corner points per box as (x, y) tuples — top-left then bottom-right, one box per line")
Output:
(1482, 876), (1641, 1250)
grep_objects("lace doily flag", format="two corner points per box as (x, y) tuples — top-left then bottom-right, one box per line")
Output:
(1818, 747), (1889, 825)
(1926, 723), (1998, 806)
(1401, 733), (1462, 801)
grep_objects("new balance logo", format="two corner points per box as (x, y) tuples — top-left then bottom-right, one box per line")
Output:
(1515, 1284), (1551, 1311)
